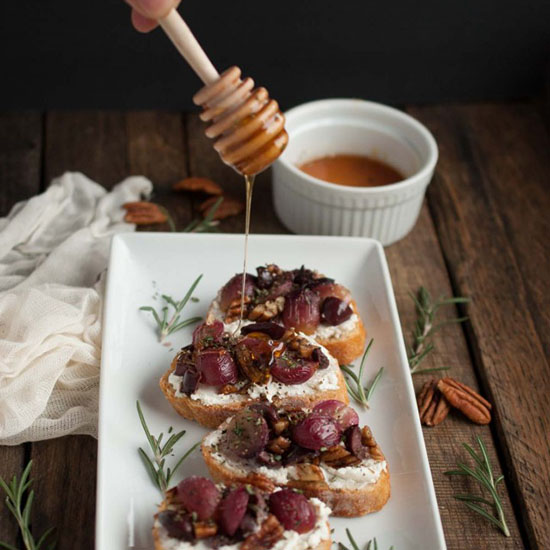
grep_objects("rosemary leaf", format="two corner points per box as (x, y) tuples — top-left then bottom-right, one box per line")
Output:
(140, 274), (203, 342)
(340, 340), (383, 408)
(136, 401), (199, 494)
(408, 286), (469, 375)
(446, 436), (510, 537)
(0, 460), (56, 550)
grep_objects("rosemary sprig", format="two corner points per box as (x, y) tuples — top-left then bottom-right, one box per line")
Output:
(338, 528), (394, 550)
(408, 286), (469, 375)
(340, 339), (383, 408)
(136, 401), (200, 494)
(0, 461), (56, 550)
(445, 435), (510, 537)
(182, 196), (223, 233)
(140, 274), (203, 342)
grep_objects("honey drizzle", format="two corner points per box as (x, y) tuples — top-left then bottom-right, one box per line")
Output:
(235, 174), (255, 332)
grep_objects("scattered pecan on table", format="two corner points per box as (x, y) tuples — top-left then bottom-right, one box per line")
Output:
(122, 201), (167, 225)
(417, 379), (451, 427)
(199, 195), (244, 220)
(173, 177), (223, 195)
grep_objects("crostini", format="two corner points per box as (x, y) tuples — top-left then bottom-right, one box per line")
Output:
(153, 476), (332, 550)
(160, 321), (348, 429)
(206, 264), (366, 365)
(201, 401), (390, 517)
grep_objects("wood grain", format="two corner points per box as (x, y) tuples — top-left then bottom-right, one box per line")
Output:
(0, 112), (42, 547)
(386, 203), (522, 548)
(409, 103), (550, 550)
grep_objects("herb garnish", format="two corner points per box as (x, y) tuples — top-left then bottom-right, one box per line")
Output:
(338, 528), (394, 550)
(445, 436), (510, 537)
(408, 286), (469, 375)
(182, 196), (223, 233)
(340, 339), (384, 408)
(0, 460), (56, 550)
(136, 401), (199, 494)
(139, 274), (203, 342)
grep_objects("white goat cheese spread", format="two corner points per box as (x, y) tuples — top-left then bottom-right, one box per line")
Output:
(154, 496), (330, 550)
(203, 430), (386, 490)
(168, 325), (341, 405)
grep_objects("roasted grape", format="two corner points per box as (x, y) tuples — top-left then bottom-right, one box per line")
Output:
(345, 425), (367, 459)
(269, 490), (316, 533)
(192, 320), (224, 347)
(217, 487), (249, 536)
(180, 368), (200, 395)
(320, 297), (353, 325)
(196, 349), (238, 386)
(177, 477), (220, 520)
(221, 409), (269, 458)
(281, 288), (320, 334)
(241, 322), (285, 340)
(312, 282), (351, 303)
(249, 402), (279, 424)
(271, 355), (316, 385)
(291, 415), (341, 450)
(219, 273), (256, 311)
(312, 400), (359, 432)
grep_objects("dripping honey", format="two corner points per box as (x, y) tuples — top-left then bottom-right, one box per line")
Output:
(299, 154), (403, 187)
(237, 174), (255, 327)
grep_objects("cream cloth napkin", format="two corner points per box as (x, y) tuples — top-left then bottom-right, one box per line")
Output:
(0, 172), (152, 445)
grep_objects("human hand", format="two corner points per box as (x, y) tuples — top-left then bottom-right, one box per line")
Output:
(126, 0), (181, 33)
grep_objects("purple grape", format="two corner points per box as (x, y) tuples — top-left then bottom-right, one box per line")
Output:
(321, 297), (353, 325)
(281, 288), (320, 334)
(196, 349), (238, 386)
(271, 355), (316, 385)
(221, 409), (269, 458)
(312, 400), (359, 432)
(217, 487), (249, 536)
(219, 273), (256, 311)
(292, 415), (341, 450)
(241, 322), (285, 340)
(177, 477), (220, 520)
(269, 490), (316, 533)
(192, 321), (224, 347)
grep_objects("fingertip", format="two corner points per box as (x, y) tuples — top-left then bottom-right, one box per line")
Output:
(131, 10), (159, 33)
(130, 0), (180, 19)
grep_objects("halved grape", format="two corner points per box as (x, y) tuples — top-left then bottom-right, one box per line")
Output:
(291, 415), (341, 450)
(271, 355), (316, 385)
(180, 368), (200, 395)
(196, 349), (238, 386)
(281, 288), (320, 334)
(321, 297), (353, 326)
(312, 282), (351, 304)
(312, 400), (359, 432)
(177, 477), (220, 520)
(219, 273), (256, 311)
(221, 409), (269, 458)
(241, 322), (285, 340)
(192, 321), (224, 347)
(269, 490), (316, 533)
(345, 425), (367, 459)
(217, 487), (249, 536)
(311, 348), (329, 369)
(264, 275), (294, 301)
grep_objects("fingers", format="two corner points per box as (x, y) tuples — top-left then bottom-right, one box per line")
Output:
(126, 0), (181, 33)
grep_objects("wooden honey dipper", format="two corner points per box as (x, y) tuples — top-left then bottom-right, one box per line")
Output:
(159, 10), (288, 176)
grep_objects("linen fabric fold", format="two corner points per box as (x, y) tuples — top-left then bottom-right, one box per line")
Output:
(0, 172), (152, 444)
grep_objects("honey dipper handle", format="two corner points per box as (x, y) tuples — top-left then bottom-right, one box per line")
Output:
(159, 9), (219, 85)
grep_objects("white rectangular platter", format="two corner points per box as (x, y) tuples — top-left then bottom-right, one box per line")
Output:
(96, 233), (446, 550)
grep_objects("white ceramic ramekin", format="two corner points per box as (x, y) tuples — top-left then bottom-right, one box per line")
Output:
(272, 99), (438, 245)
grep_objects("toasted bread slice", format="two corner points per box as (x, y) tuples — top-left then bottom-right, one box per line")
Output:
(201, 416), (390, 517)
(160, 347), (349, 429)
(207, 295), (366, 366)
(153, 484), (332, 550)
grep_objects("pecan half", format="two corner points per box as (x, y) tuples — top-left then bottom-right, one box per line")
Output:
(272, 418), (289, 435)
(292, 463), (325, 482)
(225, 296), (251, 323)
(417, 379), (451, 427)
(122, 201), (167, 225)
(173, 177), (222, 195)
(437, 377), (492, 425)
(199, 195), (244, 220)
(361, 426), (385, 461)
(267, 436), (291, 455)
(321, 445), (361, 467)
(241, 514), (284, 550)
(193, 521), (217, 539)
(248, 297), (285, 321)
(245, 473), (276, 493)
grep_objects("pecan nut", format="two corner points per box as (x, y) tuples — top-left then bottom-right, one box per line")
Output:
(248, 297), (285, 321)
(225, 296), (251, 323)
(244, 473), (276, 493)
(417, 379), (451, 427)
(173, 177), (222, 195)
(321, 445), (361, 467)
(437, 377), (492, 425)
(199, 195), (244, 220)
(292, 463), (325, 482)
(360, 426), (385, 461)
(122, 201), (167, 225)
(267, 436), (291, 455)
(241, 514), (284, 550)
(193, 521), (217, 539)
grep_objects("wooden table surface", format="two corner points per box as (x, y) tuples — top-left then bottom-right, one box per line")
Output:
(0, 103), (549, 550)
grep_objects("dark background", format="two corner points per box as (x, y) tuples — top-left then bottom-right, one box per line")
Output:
(0, 0), (549, 110)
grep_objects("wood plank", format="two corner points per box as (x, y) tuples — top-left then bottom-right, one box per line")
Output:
(408, 103), (550, 550)
(0, 112), (42, 547)
(30, 111), (131, 550)
(185, 114), (288, 234)
(386, 204), (523, 549)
